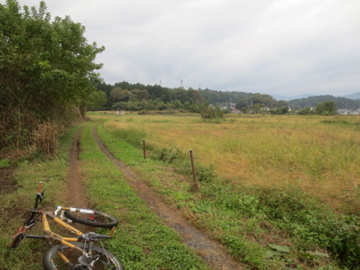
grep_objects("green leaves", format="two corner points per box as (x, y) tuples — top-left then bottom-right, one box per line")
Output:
(0, 0), (104, 148)
(268, 244), (290, 253)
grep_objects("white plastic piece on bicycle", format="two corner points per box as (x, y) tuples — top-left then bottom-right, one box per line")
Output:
(69, 207), (95, 214)
(53, 206), (61, 216)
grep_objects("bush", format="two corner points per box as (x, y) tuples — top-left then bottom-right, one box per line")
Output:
(297, 107), (315, 115)
(153, 148), (181, 164)
(199, 103), (224, 121)
(316, 101), (337, 116)
(270, 106), (289, 115)
(196, 165), (215, 183)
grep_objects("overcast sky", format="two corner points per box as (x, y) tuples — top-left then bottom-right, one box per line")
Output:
(4, 0), (360, 97)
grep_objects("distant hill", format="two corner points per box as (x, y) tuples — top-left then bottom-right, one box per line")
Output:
(273, 92), (360, 101)
(342, 92), (360, 100)
(272, 94), (314, 101)
(288, 95), (360, 109)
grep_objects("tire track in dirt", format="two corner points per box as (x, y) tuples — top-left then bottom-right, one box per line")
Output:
(64, 127), (93, 233)
(92, 126), (243, 270)
(67, 127), (88, 208)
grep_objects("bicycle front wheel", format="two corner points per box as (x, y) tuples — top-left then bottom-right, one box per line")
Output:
(43, 242), (123, 270)
(64, 208), (118, 228)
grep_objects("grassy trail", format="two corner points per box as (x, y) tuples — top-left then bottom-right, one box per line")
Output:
(0, 121), (211, 270)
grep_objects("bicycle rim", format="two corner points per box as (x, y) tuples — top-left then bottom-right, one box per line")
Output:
(64, 209), (118, 228)
(43, 242), (123, 270)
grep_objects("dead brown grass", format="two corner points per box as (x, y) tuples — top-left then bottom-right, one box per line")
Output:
(32, 122), (59, 156)
(92, 113), (360, 213)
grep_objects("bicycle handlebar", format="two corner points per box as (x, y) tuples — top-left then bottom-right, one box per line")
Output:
(32, 182), (45, 210)
(37, 181), (43, 194)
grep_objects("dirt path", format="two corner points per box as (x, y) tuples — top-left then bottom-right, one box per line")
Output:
(92, 126), (243, 270)
(64, 127), (94, 233)
(66, 128), (88, 208)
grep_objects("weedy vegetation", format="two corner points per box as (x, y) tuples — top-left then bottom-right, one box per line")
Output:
(91, 112), (360, 269)
(0, 127), (77, 269)
(2, 113), (360, 269)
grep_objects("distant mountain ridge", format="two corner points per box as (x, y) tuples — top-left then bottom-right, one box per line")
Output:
(286, 94), (360, 110)
(343, 92), (360, 100)
(272, 94), (312, 101)
(273, 92), (360, 101)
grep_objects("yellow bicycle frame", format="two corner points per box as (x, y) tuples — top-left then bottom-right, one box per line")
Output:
(41, 210), (84, 251)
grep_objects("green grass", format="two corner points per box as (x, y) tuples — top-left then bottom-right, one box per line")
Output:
(1, 122), (210, 269)
(0, 126), (79, 269)
(78, 122), (210, 269)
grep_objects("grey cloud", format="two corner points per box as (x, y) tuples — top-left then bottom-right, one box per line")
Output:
(1, 0), (359, 96)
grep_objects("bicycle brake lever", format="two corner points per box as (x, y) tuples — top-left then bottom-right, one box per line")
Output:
(38, 189), (46, 204)
(81, 232), (111, 241)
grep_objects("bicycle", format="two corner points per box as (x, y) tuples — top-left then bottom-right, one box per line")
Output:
(11, 181), (123, 270)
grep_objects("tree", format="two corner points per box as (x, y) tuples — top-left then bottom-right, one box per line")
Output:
(87, 91), (106, 110)
(131, 89), (149, 101)
(270, 106), (289, 115)
(187, 89), (203, 104)
(0, 0), (104, 149)
(316, 101), (337, 115)
(110, 88), (129, 102)
(147, 84), (170, 101)
(236, 98), (250, 112)
(277, 100), (289, 107)
(250, 93), (276, 107)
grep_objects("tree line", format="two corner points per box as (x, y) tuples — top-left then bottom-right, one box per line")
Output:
(0, 0), (103, 151)
(94, 82), (359, 116)
(94, 81), (291, 113)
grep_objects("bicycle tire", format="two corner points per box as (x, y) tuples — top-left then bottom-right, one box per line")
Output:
(64, 208), (118, 228)
(43, 242), (123, 270)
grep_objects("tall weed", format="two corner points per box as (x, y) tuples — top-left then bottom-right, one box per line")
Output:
(112, 128), (147, 148)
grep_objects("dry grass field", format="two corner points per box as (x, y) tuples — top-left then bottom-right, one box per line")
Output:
(93, 113), (360, 214)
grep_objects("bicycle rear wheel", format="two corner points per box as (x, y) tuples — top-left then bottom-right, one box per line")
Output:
(43, 242), (123, 270)
(64, 208), (118, 228)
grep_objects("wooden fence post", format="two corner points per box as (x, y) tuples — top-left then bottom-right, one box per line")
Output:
(143, 139), (146, 159)
(189, 149), (199, 191)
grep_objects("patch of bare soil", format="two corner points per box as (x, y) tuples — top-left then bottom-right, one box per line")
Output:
(66, 128), (87, 208)
(92, 126), (244, 270)
(63, 127), (92, 233)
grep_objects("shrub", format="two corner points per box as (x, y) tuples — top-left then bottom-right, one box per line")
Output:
(196, 165), (215, 183)
(199, 103), (224, 121)
(257, 188), (360, 268)
(153, 148), (181, 165)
